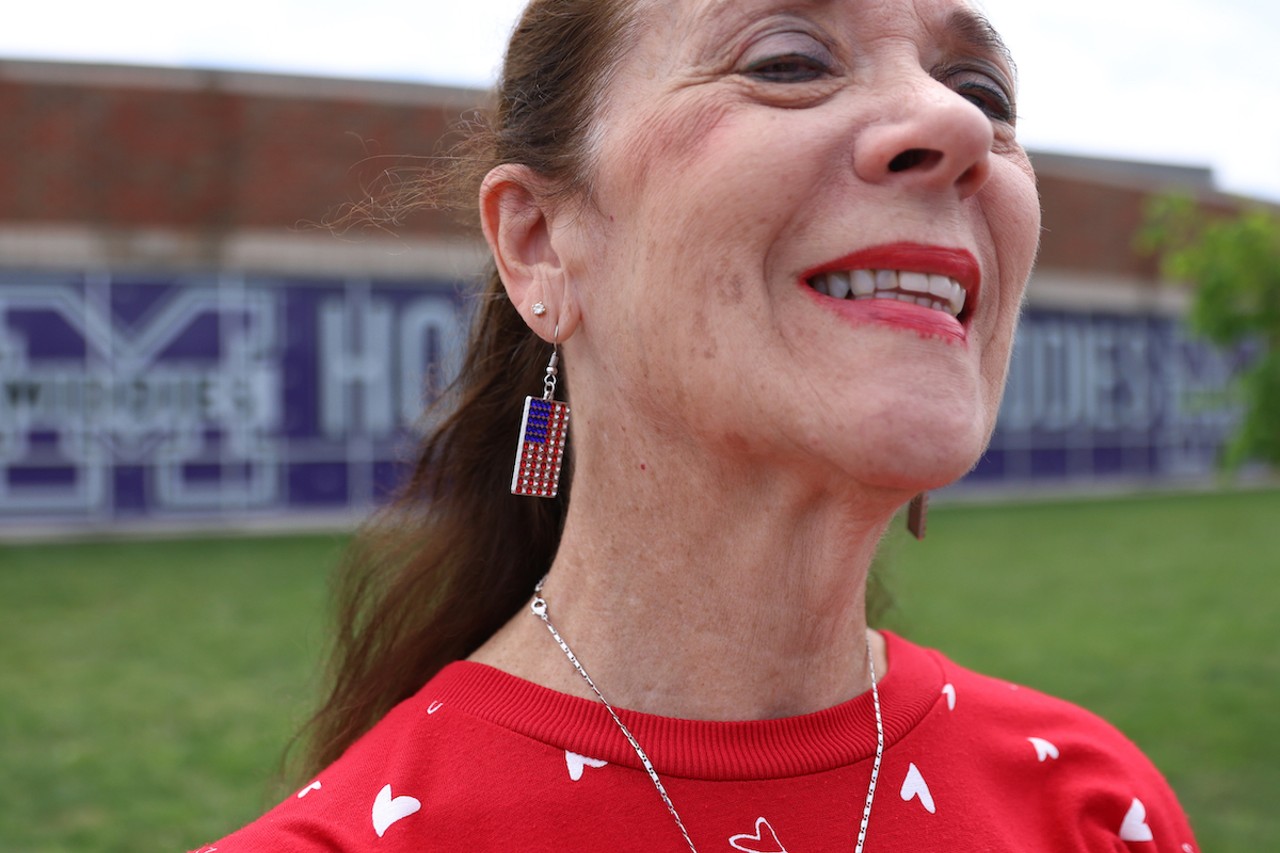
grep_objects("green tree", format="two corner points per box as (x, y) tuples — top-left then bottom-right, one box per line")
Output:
(1141, 193), (1280, 469)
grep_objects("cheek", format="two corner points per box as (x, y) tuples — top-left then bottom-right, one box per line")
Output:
(609, 94), (736, 203)
(984, 161), (1041, 337)
(599, 102), (796, 351)
(606, 94), (824, 231)
(975, 163), (1040, 422)
(990, 158), (1043, 286)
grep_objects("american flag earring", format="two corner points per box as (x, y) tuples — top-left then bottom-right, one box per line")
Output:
(511, 329), (569, 498)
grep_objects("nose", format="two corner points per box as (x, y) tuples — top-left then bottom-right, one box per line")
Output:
(852, 78), (995, 199)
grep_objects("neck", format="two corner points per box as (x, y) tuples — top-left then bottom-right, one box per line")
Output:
(473, 421), (907, 721)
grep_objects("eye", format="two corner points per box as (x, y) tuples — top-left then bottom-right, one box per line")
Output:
(942, 66), (1017, 124)
(745, 54), (829, 83)
(741, 31), (835, 84)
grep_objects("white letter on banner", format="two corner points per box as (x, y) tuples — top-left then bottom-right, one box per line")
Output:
(319, 295), (395, 438)
(399, 298), (464, 428)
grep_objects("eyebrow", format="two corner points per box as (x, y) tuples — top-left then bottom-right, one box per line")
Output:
(944, 8), (1017, 77)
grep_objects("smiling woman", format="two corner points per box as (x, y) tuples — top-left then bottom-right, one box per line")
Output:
(191, 0), (1198, 851)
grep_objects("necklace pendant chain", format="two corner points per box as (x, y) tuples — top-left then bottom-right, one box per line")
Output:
(529, 576), (884, 853)
(531, 581), (699, 852)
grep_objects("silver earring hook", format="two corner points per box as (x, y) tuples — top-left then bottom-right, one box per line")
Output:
(543, 324), (560, 401)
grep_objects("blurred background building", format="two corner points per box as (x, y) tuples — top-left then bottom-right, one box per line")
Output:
(0, 60), (1261, 530)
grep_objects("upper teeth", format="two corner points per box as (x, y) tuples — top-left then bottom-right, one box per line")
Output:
(810, 270), (966, 317)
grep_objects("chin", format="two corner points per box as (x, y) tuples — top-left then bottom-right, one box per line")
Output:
(845, 409), (991, 494)
(860, 448), (978, 495)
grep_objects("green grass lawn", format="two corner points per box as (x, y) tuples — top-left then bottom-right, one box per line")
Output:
(880, 487), (1280, 850)
(0, 534), (345, 853)
(1, 489), (1277, 851)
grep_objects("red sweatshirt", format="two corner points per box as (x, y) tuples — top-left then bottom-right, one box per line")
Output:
(192, 631), (1198, 851)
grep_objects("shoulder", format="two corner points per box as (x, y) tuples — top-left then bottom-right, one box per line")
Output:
(882, 633), (1199, 851)
(920, 639), (1155, 768)
(187, 665), (483, 853)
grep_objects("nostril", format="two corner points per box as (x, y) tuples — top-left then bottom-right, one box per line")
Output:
(888, 148), (942, 173)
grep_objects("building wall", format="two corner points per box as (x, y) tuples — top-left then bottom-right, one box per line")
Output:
(0, 60), (483, 279)
(0, 61), (1257, 527)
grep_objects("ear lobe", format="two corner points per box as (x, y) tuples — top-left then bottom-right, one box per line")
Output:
(479, 165), (579, 342)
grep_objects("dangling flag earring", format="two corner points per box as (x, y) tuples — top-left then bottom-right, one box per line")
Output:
(511, 326), (570, 498)
(907, 492), (928, 540)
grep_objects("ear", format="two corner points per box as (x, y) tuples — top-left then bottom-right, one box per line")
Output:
(479, 164), (581, 342)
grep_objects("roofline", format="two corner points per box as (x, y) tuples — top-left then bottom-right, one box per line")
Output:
(0, 57), (486, 109)
(3, 58), (1276, 210)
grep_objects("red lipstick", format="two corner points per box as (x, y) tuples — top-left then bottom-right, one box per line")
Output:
(799, 243), (982, 343)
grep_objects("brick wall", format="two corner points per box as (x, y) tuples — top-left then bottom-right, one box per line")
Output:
(0, 60), (1259, 279)
(0, 64), (474, 238)
(1035, 171), (1161, 280)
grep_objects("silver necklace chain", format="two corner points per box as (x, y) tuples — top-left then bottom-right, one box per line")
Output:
(530, 576), (884, 853)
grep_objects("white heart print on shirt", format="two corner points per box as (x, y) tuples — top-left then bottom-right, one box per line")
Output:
(728, 816), (790, 853)
(1027, 737), (1060, 762)
(565, 750), (608, 781)
(900, 763), (936, 814)
(1119, 797), (1154, 842)
(372, 784), (421, 838)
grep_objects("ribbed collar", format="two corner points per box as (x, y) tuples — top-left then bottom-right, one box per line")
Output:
(423, 631), (944, 781)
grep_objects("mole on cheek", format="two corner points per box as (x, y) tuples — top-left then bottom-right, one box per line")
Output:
(717, 274), (745, 308)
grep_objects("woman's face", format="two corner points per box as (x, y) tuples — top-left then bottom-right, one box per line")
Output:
(557, 0), (1040, 493)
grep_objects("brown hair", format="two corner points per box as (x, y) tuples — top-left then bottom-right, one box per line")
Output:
(300, 0), (642, 776)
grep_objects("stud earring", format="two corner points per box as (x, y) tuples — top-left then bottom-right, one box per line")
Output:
(511, 326), (570, 498)
(907, 492), (928, 540)
(531, 302), (547, 316)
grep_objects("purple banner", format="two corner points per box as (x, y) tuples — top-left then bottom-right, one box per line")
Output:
(0, 274), (1244, 525)
(0, 273), (463, 522)
(976, 309), (1244, 484)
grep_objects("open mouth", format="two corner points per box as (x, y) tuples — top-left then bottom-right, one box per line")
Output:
(807, 269), (969, 324)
